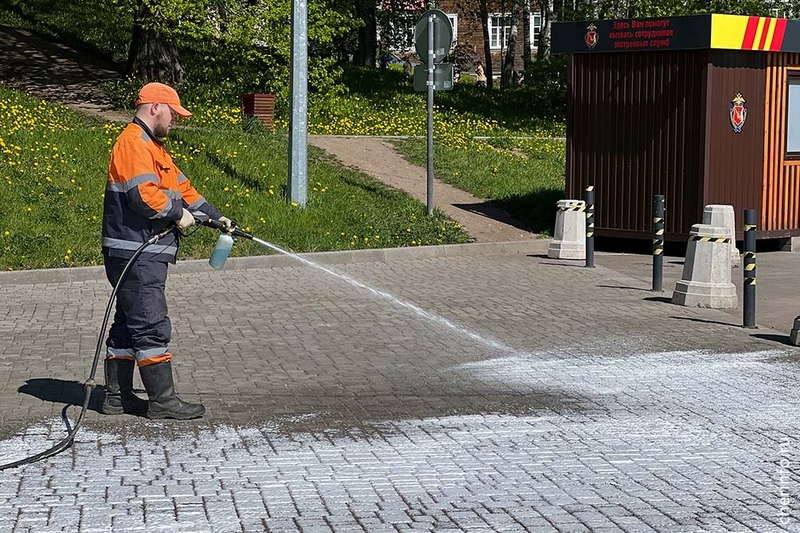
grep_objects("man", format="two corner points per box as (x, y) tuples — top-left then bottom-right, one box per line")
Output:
(101, 82), (231, 420)
(475, 61), (487, 88)
(403, 56), (413, 77)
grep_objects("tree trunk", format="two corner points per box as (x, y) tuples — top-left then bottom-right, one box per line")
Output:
(125, 0), (142, 76)
(537, 0), (553, 61)
(214, 1), (229, 35)
(522, 0), (532, 71)
(479, 0), (493, 88)
(355, 0), (377, 67)
(128, 0), (183, 84)
(501, 1), (520, 89)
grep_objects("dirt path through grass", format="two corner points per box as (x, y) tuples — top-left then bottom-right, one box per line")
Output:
(309, 135), (538, 243)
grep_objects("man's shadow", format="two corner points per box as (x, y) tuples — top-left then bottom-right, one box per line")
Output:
(18, 378), (107, 413)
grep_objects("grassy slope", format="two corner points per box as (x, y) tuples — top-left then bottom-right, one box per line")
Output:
(0, 88), (468, 271)
(0, 6), (568, 270)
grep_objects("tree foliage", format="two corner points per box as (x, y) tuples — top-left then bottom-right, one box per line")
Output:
(10, 0), (800, 103)
(125, 0), (360, 107)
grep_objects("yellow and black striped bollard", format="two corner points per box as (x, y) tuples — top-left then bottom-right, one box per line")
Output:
(652, 195), (665, 292)
(585, 186), (595, 268)
(743, 209), (757, 328)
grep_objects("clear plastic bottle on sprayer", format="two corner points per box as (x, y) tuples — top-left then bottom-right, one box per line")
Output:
(209, 233), (234, 269)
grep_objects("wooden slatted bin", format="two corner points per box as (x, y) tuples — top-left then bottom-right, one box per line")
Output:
(241, 93), (275, 130)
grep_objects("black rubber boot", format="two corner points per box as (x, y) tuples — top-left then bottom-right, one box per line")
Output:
(101, 358), (148, 415)
(139, 361), (205, 420)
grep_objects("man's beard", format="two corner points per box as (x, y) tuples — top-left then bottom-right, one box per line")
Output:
(153, 124), (169, 138)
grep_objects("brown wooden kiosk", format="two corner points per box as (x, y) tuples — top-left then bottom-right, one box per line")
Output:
(552, 14), (800, 243)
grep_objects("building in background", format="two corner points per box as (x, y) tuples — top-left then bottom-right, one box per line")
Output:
(378, 0), (543, 75)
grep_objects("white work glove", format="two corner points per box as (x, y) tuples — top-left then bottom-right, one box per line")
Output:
(177, 208), (196, 229)
(218, 216), (233, 230)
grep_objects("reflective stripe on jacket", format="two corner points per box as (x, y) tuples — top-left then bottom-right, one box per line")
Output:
(102, 119), (221, 262)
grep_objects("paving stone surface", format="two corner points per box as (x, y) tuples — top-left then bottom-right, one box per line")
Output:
(1, 248), (799, 532)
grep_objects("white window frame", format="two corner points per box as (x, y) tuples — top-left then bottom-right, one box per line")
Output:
(488, 13), (513, 50)
(530, 12), (542, 49)
(487, 12), (542, 50)
(447, 13), (458, 47)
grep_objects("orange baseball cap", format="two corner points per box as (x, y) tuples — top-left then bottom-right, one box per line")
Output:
(134, 82), (192, 118)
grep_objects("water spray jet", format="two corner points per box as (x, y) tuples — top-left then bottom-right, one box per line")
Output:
(1, 212), (523, 470)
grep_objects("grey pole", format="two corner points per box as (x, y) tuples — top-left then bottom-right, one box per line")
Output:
(426, 13), (435, 216)
(288, 0), (308, 207)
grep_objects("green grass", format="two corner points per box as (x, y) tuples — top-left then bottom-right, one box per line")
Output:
(304, 69), (568, 235)
(0, 87), (469, 271)
(305, 66), (566, 137)
(0, 7), (569, 266)
(303, 68), (567, 235)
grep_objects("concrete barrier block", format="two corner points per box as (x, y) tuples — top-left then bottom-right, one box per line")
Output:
(790, 316), (800, 345)
(548, 200), (586, 260)
(672, 223), (737, 308)
(702, 204), (740, 267)
(779, 236), (800, 252)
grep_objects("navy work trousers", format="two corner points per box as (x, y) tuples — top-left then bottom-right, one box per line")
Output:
(103, 256), (172, 364)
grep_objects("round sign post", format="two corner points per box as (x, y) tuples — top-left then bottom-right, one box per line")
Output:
(414, 9), (453, 64)
(415, 10), (453, 215)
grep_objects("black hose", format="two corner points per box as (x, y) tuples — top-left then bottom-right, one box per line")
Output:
(0, 226), (176, 471)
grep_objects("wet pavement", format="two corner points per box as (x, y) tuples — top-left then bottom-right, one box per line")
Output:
(1, 242), (800, 532)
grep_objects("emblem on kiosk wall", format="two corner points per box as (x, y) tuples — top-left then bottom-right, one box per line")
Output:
(585, 23), (598, 49)
(730, 93), (747, 133)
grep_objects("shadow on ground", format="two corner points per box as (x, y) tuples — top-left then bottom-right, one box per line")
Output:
(18, 378), (107, 413)
(452, 201), (533, 233)
(751, 333), (795, 346)
(668, 315), (740, 327)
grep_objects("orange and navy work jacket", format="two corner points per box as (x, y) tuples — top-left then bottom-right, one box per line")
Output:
(102, 118), (221, 263)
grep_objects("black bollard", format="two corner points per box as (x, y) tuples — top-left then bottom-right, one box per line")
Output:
(652, 194), (665, 292)
(743, 209), (757, 328)
(585, 186), (595, 268)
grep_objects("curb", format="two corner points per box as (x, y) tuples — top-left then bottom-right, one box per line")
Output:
(0, 239), (551, 285)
